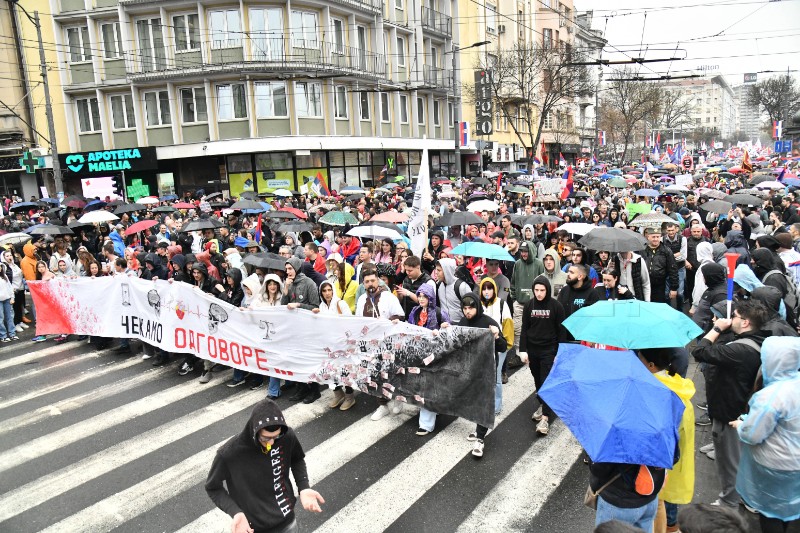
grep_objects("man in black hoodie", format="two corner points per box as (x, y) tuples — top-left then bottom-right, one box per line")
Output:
(518, 276), (565, 437)
(206, 399), (324, 533)
(557, 264), (597, 341)
(144, 253), (168, 280)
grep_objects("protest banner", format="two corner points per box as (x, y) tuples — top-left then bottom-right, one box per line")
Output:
(533, 178), (563, 196)
(626, 202), (652, 218)
(29, 277), (497, 427)
(675, 174), (693, 187)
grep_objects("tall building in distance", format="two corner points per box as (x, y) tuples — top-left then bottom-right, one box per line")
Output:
(733, 84), (765, 142)
(660, 75), (737, 143)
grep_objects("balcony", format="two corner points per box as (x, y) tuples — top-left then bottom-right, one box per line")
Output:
(422, 65), (451, 90)
(127, 38), (387, 82)
(421, 7), (452, 38)
(119, 0), (382, 13)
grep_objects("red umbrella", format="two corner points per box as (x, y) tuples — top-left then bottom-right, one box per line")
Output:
(728, 167), (744, 173)
(65, 199), (87, 209)
(280, 207), (308, 219)
(126, 219), (158, 234)
(173, 202), (195, 209)
(370, 211), (408, 223)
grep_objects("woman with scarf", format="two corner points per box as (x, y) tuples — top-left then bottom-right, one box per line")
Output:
(411, 283), (450, 436)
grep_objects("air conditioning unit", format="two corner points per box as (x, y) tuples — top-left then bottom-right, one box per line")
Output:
(498, 25), (506, 34)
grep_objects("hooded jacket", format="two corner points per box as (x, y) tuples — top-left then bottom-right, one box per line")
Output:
(654, 369), (696, 505)
(436, 258), (471, 324)
(108, 230), (125, 257)
(423, 230), (445, 273)
(206, 399), (310, 531)
(750, 286), (797, 337)
(241, 273), (262, 308)
(20, 242), (38, 281)
(509, 241), (544, 306)
(519, 276), (565, 354)
(217, 268), (244, 307)
(541, 249), (567, 297)
(281, 256), (320, 310)
(318, 280), (351, 315)
(196, 250), (221, 281)
(752, 248), (797, 325)
(251, 273), (283, 309)
(478, 277), (512, 345)
(735, 337), (800, 521)
(144, 253), (168, 280)
(408, 282), (449, 329)
(191, 262), (215, 293)
(456, 292), (507, 354)
(724, 230), (750, 265)
(691, 242), (716, 310)
(329, 260), (357, 313)
(170, 254), (191, 283)
(692, 263), (728, 332)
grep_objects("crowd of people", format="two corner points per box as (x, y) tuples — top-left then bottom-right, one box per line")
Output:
(3, 151), (799, 533)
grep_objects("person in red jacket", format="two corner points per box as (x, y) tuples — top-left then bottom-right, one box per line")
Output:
(304, 242), (327, 275)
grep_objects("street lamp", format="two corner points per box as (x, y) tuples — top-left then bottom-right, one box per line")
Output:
(449, 40), (490, 179)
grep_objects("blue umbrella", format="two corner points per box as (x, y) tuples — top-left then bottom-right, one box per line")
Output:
(607, 169), (622, 175)
(159, 194), (178, 202)
(562, 300), (703, 349)
(39, 198), (60, 205)
(242, 202), (272, 214)
(539, 344), (685, 469)
(9, 202), (39, 212)
(634, 188), (659, 197)
(599, 173), (615, 180)
(450, 242), (515, 261)
(84, 199), (107, 212)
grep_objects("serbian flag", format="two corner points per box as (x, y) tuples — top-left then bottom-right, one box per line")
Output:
(655, 132), (661, 149)
(560, 166), (574, 201)
(777, 168), (786, 183)
(314, 171), (332, 196)
(773, 120), (783, 139)
(559, 153), (567, 167)
(598, 131), (607, 146)
(591, 154), (598, 166)
(742, 150), (753, 173)
(254, 213), (263, 243)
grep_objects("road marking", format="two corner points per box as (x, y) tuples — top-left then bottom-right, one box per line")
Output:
(0, 341), (81, 371)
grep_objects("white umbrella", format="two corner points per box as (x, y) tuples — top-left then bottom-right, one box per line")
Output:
(467, 199), (500, 212)
(754, 181), (786, 190)
(662, 185), (690, 193)
(0, 232), (32, 246)
(78, 210), (119, 224)
(347, 225), (403, 240)
(558, 222), (595, 236)
(138, 197), (160, 205)
(273, 189), (294, 197)
(439, 191), (460, 198)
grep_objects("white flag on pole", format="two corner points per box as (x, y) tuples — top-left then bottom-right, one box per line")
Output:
(408, 149), (432, 257)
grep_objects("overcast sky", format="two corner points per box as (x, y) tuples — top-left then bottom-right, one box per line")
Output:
(573, 0), (800, 87)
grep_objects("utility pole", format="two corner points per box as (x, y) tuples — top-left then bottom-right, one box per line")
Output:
(33, 10), (64, 197)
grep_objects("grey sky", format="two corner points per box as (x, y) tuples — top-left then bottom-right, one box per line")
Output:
(573, 0), (800, 86)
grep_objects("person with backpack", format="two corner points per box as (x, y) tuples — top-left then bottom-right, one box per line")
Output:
(435, 258), (471, 324)
(478, 277), (514, 414)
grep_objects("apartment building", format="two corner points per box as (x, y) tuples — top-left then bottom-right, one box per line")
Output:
(733, 83), (764, 141)
(661, 75), (737, 141)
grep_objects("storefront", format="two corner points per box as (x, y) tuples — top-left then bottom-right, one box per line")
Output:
(57, 147), (159, 200)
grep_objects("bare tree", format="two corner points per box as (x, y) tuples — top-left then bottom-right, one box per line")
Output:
(747, 74), (800, 126)
(602, 69), (663, 164)
(657, 90), (696, 130)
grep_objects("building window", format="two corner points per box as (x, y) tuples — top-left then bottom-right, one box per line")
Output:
(100, 23), (123, 59)
(331, 19), (345, 54)
(543, 28), (552, 48)
(180, 87), (207, 123)
(208, 9), (241, 49)
(543, 111), (553, 129)
(67, 27), (91, 63)
(144, 90), (171, 126)
(359, 92), (370, 120)
(434, 100), (441, 126)
(76, 97), (101, 133)
(396, 37), (405, 67)
(399, 95), (409, 124)
(380, 93), (390, 122)
(295, 82), (322, 117)
(217, 83), (247, 120)
(136, 18), (166, 72)
(291, 11), (319, 49)
(250, 8), (283, 60)
(335, 86), (348, 119)
(417, 97), (425, 125)
(395, 0), (403, 9)
(173, 14), (200, 52)
(255, 82), (287, 117)
(447, 102), (452, 127)
(486, 3), (497, 33)
(110, 94), (136, 130)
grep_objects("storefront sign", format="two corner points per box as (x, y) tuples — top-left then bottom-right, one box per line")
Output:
(474, 70), (494, 135)
(59, 148), (157, 176)
(266, 179), (291, 189)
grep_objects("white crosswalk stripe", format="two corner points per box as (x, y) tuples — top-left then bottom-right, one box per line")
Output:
(0, 340), (588, 533)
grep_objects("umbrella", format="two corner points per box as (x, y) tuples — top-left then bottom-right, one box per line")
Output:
(467, 192), (488, 202)
(278, 221), (313, 233)
(573, 191), (591, 198)
(340, 186), (366, 195)
(243, 252), (286, 271)
(319, 211), (359, 226)
(439, 211), (483, 226)
(126, 219), (159, 234)
(724, 194), (762, 206)
(628, 212), (679, 230)
(239, 191), (258, 200)
(748, 175), (774, 185)
(180, 218), (225, 232)
(280, 207), (308, 219)
(538, 344), (685, 469)
(68, 220), (94, 230)
(467, 200), (500, 212)
(578, 227), (648, 252)
(698, 189), (727, 200)
(700, 199), (733, 214)
(78, 211), (119, 224)
(38, 198), (60, 205)
(607, 169), (622, 175)
(108, 199), (125, 207)
(523, 214), (563, 225)
(607, 178), (627, 188)
(471, 176), (490, 186)
(563, 299), (703, 349)
(65, 199), (87, 209)
(347, 225), (403, 240)
(231, 199), (266, 212)
(114, 203), (146, 215)
(83, 200), (107, 212)
(173, 202), (195, 209)
(204, 192), (222, 199)
(754, 181), (785, 190)
(0, 232), (32, 246)
(506, 186), (531, 194)
(152, 206), (177, 213)
(265, 211), (298, 220)
(27, 224), (74, 236)
(308, 203), (336, 213)
(450, 242), (515, 261)
(272, 189), (294, 197)
(159, 194), (178, 202)
(138, 197), (160, 205)
(370, 211), (409, 223)
(9, 202), (39, 212)
(558, 222), (595, 236)
(634, 189), (659, 198)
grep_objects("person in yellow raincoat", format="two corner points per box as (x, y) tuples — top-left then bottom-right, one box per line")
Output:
(637, 348), (696, 533)
(325, 253), (357, 313)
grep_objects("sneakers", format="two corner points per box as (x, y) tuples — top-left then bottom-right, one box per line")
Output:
(532, 405), (543, 422)
(696, 413), (711, 426)
(19, 322), (29, 330)
(741, 502), (758, 514)
(696, 401), (708, 410)
(391, 400), (403, 415)
(536, 417), (549, 436)
(340, 394), (356, 411)
(54, 334), (67, 342)
(472, 439), (485, 457)
(1, 338), (10, 343)
(31, 335), (47, 343)
(699, 443), (715, 454)
(706, 450), (716, 460)
(416, 428), (431, 436)
(466, 432), (479, 442)
(250, 382), (266, 391)
(226, 379), (246, 388)
(15, 325), (23, 333)
(10, 335), (19, 341)
(141, 353), (152, 360)
(371, 405), (390, 421)
(329, 389), (346, 409)
(199, 371), (212, 384)
(177, 362), (194, 376)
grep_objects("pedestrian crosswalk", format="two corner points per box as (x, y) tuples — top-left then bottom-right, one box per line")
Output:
(0, 338), (585, 533)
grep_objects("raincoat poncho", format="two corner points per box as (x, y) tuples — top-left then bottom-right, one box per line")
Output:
(654, 371), (696, 504)
(735, 336), (800, 521)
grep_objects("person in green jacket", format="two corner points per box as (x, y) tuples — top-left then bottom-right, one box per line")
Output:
(508, 241), (544, 366)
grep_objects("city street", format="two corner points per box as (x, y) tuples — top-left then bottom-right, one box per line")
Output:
(0, 328), (766, 533)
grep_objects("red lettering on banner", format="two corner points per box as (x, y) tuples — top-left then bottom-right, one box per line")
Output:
(255, 349), (269, 371)
(208, 335), (217, 359)
(241, 345), (253, 366)
(197, 333), (205, 352)
(229, 342), (241, 365)
(175, 328), (186, 349)
(218, 339), (229, 362)
(273, 367), (294, 376)
(188, 330), (197, 352)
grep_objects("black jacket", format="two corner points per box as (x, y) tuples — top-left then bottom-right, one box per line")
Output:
(692, 330), (765, 422)
(456, 292), (507, 354)
(144, 253), (168, 281)
(642, 243), (679, 290)
(692, 263), (728, 333)
(519, 276), (565, 354)
(206, 399), (310, 531)
(401, 271), (433, 319)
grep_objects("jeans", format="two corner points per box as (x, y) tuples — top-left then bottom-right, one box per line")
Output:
(419, 407), (437, 432)
(495, 351), (507, 414)
(595, 496), (658, 531)
(665, 501), (678, 527)
(0, 299), (13, 338)
(232, 368), (247, 383)
(268, 377), (279, 397)
(665, 267), (686, 309)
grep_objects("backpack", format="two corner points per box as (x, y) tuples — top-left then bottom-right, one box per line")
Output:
(763, 269), (800, 318)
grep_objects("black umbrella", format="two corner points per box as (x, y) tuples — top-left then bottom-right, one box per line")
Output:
(472, 177), (490, 186)
(573, 191), (591, 198)
(700, 199), (733, 214)
(265, 211), (298, 220)
(524, 214), (563, 225)
(724, 194), (762, 206)
(27, 224), (75, 236)
(243, 252), (286, 271)
(152, 206), (177, 213)
(9, 202), (39, 212)
(467, 192), (488, 203)
(205, 192), (223, 200)
(114, 203), (146, 215)
(440, 211), (483, 226)
(180, 218), (225, 232)
(230, 199), (265, 211)
(45, 207), (64, 217)
(278, 221), (313, 232)
(239, 191), (258, 200)
(209, 201), (230, 209)
(577, 228), (647, 253)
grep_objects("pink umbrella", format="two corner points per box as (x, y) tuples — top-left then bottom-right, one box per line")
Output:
(126, 219), (158, 234)
(370, 211), (408, 223)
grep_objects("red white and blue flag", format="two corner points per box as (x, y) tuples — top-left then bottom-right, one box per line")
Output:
(560, 166), (574, 201)
(773, 120), (783, 139)
(598, 131), (606, 146)
(311, 171), (331, 197)
(459, 121), (470, 147)
(559, 153), (567, 167)
(591, 154), (598, 166)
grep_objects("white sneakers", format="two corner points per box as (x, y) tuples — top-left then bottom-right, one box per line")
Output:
(371, 404), (390, 421)
(472, 439), (484, 457)
(371, 401), (404, 421)
(532, 405), (543, 421)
